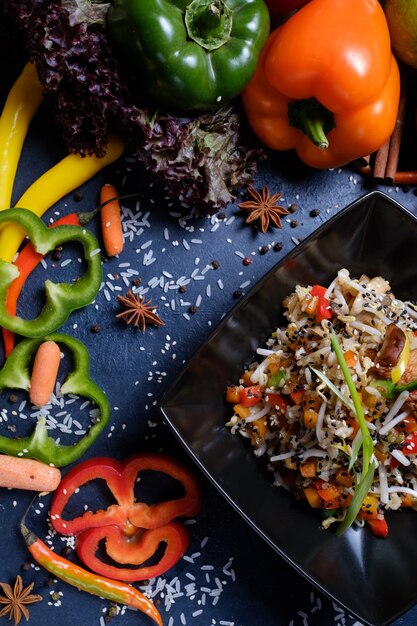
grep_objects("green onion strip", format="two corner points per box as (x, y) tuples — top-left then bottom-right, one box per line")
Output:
(326, 328), (376, 535)
(329, 329), (374, 474)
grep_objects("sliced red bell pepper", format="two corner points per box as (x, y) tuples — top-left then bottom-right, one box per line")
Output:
(239, 384), (263, 407)
(401, 432), (417, 455)
(50, 453), (201, 581)
(265, 392), (289, 412)
(310, 285), (332, 323)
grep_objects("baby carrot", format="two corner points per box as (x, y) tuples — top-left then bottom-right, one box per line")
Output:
(21, 520), (163, 626)
(100, 183), (124, 256)
(0, 455), (61, 492)
(29, 341), (61, 407)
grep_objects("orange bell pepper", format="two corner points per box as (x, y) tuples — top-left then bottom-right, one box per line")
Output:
(242, 0), (400, 169)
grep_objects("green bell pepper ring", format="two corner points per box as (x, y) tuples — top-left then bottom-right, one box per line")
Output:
(0, 208), (102, 338)
(107, 0), (270, 113)
(0, 333), (110, 466)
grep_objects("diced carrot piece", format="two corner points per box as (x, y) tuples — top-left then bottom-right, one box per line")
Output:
(253, 417), (267, 438)
(301, 292), (318, 315)
(324, 492), (353, 509)
(303, 485), (322, 508)
(343, 350), (358, 368)
(234, 403), (251, 419)
(335, 468), (354, 487)
(360, 494), (379, 518)
(304, 409), (318, 428)
(374, 446), (387, 463)
(401, 415), (417, 434)
(226, 386), (241, 404)
(290, 388), (304, 405)
(315, 482), (341, 503)
(299, 460), (317, 478)
(401, 493), (416, 508)
(242, 371), (253, 386)
(346, 416), (360, 439)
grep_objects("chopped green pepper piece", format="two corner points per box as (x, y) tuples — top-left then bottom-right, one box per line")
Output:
(0, 208), (102, 338)
(267, 370), (286, 388)
(0, 333), (110, 466)
(371, 378), (417, 399)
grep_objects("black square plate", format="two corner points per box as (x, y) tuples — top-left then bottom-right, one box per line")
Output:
(160, 191), (417, 626)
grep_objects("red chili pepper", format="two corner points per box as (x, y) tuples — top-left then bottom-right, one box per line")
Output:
(50, 453), (201, 581)
(20, 519), (163, 625)
(239, 384), (263, 407)
(367, 517), (389, 538)
(310, 285), (332, 323)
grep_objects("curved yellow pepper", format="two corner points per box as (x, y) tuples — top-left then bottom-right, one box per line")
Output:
(0, 63), (43, 212)
(0, 134), (125, 263)
(391, 332), (410, 384)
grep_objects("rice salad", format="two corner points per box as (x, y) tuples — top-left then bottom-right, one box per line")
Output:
(226, 268), (417, 536)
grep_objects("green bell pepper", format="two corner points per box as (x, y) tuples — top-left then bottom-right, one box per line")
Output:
(0, 208), (102, 338)
(107, 0), (270, 113)
(0, 333), (110, 466)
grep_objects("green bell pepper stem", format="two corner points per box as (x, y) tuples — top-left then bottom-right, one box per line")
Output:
(185, 0), (233, 51)
(0, 208), (102, 338)
(107, 0), (270, 113)
(0, 334), (110, 467)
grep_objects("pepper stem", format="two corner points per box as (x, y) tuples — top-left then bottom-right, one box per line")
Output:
(288, 98), (335, 149)
(185, 0), (233, 51)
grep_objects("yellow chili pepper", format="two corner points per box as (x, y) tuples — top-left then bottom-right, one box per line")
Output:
(0, 63), (43, 212)
(0, 134), (125, 263)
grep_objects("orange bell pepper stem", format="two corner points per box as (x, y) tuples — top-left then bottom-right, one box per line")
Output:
(242, 0), (400, 169)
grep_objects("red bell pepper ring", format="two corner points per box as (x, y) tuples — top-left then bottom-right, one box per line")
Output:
(50, 453), (201, 581)
(310, 285), (332, 323)
(75, 521), (190, 582)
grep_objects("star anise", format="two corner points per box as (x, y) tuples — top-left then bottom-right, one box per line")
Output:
(116, 290), (164, 332)
(0, 576), (42, 626)
(238, 185), (290, 233)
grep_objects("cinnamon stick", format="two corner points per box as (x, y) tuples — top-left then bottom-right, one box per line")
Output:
(373, 138), (391, 180)
(385, 71), (408, 182)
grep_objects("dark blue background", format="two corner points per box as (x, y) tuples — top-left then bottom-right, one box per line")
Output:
(1, 45), (417, 626)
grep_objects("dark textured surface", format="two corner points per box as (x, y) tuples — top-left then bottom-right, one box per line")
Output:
(2, 43), (417, 626)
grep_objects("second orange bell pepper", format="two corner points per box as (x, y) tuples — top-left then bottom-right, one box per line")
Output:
(242, 0), (400, 169)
